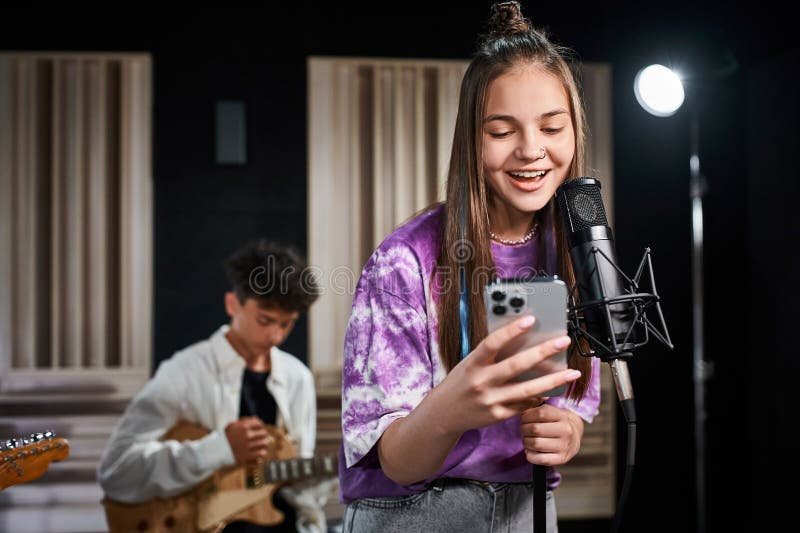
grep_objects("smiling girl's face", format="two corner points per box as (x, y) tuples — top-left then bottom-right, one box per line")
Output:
(482, 64), (576, 230)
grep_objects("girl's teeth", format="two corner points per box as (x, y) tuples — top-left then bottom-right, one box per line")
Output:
(510, 170), (546, 178)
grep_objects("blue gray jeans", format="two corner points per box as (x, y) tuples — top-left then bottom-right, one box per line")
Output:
(342, 479), (558, 533)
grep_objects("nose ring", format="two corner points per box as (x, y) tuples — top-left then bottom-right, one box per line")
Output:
(537, 147), (547, 160)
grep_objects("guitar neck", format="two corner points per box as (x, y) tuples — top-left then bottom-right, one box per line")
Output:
(260, 455), (337, 485)
(1, 432), (69, 491)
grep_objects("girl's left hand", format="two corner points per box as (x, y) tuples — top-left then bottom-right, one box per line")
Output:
(519, 403), (584, 466)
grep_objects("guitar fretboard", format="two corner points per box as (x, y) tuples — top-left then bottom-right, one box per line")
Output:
(261, 455), (337, 484)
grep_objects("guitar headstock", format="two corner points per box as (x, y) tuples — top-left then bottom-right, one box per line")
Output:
(1, 431), (70, 490)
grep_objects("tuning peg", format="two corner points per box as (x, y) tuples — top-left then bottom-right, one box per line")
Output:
(2, 438), (19, 450)
(43, 431), (55, 440)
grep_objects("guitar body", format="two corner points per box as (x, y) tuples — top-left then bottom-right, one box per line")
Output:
(103, 494), (197, 533)
(103, 421), (298, 533)
(197, 466), (282, 531)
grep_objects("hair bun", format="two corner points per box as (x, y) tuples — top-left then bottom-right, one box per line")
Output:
(488, 1), (531, 36)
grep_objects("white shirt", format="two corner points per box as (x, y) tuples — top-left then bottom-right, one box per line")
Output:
(97, 325), (317, 503)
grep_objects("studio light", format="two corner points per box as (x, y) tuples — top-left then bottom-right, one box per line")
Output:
(633, 64), (685, 117)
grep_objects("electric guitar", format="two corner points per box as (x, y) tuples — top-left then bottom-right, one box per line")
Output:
(0, 431), (70, 490)
(102, 421), (338, 533)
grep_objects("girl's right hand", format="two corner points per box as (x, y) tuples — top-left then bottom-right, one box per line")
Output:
(429, 314), (580, 437)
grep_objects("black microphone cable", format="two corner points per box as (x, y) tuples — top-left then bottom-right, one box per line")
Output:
(608, 358), (637, 533)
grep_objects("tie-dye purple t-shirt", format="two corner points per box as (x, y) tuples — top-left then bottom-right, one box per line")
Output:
(339, 204), (601, 503)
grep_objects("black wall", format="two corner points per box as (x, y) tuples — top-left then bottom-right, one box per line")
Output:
(3, 3), (797, 531)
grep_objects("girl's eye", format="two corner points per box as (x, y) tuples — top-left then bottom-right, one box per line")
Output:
(488, 131), (513, 138)
(543, 128), (563, 134)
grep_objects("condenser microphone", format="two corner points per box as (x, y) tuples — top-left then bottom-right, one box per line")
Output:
(556, 177), (652, 423)
(557, 178), (642, 355)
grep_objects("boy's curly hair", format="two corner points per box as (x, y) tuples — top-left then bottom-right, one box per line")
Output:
(224, 239), (319, 312)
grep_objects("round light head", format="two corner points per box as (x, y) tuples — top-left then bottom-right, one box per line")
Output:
(634, 64), (685, 117)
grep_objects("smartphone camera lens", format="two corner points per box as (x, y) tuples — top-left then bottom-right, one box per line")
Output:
(491, 291), (505, 302)
(509, 297), (524, 308)
(492, 305), (507, 315)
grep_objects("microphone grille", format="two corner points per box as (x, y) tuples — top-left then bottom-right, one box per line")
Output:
(557, 177), (608, 232)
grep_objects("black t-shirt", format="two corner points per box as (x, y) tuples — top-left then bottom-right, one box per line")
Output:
(223, 368), (297, 533)
(239, 368), (278, 424)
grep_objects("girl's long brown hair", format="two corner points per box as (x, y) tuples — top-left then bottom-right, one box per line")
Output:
(435, 1), (592, 401)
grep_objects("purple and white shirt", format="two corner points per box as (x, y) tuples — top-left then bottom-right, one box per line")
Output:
(339, 204), (601, 503)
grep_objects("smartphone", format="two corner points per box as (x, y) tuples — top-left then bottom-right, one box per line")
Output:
(484, 277), (570, 397)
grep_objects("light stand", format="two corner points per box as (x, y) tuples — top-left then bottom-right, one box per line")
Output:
(689, 107), (710, 533)
(635, 64), (715, 533)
